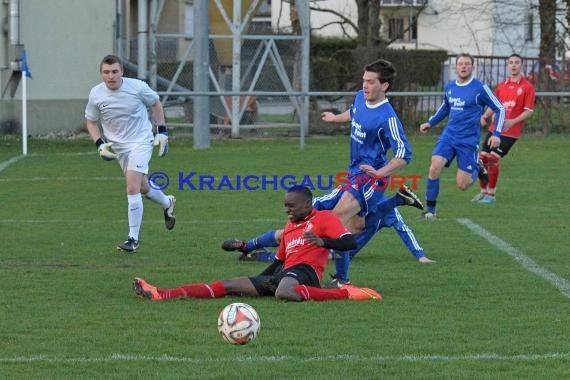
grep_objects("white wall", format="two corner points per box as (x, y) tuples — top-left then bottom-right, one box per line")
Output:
(0, 0), (115, 134)
(17, 0), (116, 100)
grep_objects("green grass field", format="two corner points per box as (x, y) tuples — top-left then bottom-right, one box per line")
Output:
(1, 134), (570, 379)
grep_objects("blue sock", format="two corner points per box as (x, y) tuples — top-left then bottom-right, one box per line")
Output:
(244, 230), (278, 252)
(256, 251), (276, 262)
(376, 194), (405, 213)
(334, 250), (352, 283)
(425, 178), (440, 214)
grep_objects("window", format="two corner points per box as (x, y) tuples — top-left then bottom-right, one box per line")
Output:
(525, 13), (533, 42)
(388, 18), (404, 40)
(410, 16), (417, 41)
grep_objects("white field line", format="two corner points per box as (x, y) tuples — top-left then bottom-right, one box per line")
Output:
(1, 352), (570, 364)
(0, 155), (25, 173)
(457, 218), (570, 299)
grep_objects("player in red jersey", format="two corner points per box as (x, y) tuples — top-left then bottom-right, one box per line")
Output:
(133, 187), (382, 301)
(474, 54), (535, 203)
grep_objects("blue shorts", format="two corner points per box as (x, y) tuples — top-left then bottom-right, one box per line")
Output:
(432, 136), (479, 180)
(312, 177), (387, 217)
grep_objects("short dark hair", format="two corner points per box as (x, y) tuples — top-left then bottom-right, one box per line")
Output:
(100, 54), (123, 71)
(287, 186), (313, 201)
(364, 59), (396, 92)
(508, 53), (523, 63)
(456, 53), (474, 65)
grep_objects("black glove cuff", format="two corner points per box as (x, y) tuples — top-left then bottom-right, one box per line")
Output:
(157, 125), (167, 134)
(95, 138), (105, 149)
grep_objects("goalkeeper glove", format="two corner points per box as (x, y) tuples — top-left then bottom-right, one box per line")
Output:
(95, 138), (116, 161)
(153, 125), (169, 157)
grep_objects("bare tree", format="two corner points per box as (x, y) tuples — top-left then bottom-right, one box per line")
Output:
(539, 0), (557, 67)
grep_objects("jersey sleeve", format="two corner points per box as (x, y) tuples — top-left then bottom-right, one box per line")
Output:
(84, 89), (100, 121)
(386, 116), (412, 163)
(428, 84), (451, 126)
(482, 84), (505, 135)
(137, 80), (160, 107)
(275, 234), (286, 261)
(522, 81), (536, 111)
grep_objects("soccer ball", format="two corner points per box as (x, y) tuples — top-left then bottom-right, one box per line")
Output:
(217, 302), (260, 345)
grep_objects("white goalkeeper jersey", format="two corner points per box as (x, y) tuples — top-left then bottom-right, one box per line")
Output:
(85, 77), (157, 153)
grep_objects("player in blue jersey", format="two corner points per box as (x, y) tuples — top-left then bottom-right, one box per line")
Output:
(223, 59), (427, 286)
(319, 58), (421, 233)
(419, 53), (505, 219)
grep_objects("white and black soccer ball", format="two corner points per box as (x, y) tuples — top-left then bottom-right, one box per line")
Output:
(217, 302), (260, 345)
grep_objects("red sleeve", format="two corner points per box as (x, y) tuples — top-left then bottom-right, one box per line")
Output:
(522, 81), (535, 111)
(315, 211), (350, 239)
(275, 241), (285, 261)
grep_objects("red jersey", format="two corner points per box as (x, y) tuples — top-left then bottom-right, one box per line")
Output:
(276, 209), (350, 282)
(489, 76), (535, 139)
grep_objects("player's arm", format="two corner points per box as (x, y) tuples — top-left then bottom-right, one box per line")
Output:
(360, 157), (407, 179)
(361, 116), (410, 177)
(303, 231), (356, 251)
(321, 109), (351, 123)
(150, 99), (166, 126)
(86, 119), (101, 142)
(421, 94), (450, 133)
(482, 85), (505, 135)
(150, 99), (169, 157)
(503, 110), (533, 131)
(87, 119), (116, 161)
(481, 107), (494, 126)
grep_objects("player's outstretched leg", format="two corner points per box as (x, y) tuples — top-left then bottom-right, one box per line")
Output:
(341, 284), (382, 300)
(163, 195), (176, 230)
(397, 185), (424, 210)
(133, 277), (161, 301)
(221, 239), (247, 252)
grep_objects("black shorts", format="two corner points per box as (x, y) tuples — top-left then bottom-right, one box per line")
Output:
(249, 263), (321, 296)
(481, 131), (518, 157)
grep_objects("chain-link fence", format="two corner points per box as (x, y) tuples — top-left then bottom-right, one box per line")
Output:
(126, 29), (570, 136)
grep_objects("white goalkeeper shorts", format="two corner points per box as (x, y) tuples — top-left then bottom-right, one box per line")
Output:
(117, 142), (153, 175)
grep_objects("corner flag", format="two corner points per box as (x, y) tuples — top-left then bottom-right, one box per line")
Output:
(21, 48), (32, 155)
(21, 49), (32, 78)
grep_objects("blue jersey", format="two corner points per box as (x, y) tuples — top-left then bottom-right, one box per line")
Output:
(348, 91), (412, 176)
(429, 77), (505, 144)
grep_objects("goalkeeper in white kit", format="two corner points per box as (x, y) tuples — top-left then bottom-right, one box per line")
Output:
(85, 54), (175, 253)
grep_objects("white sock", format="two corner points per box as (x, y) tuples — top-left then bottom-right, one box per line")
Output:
(145, 185), (171, 209)
(127, 193), (143, 241)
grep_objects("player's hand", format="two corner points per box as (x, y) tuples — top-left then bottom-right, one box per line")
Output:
(359, 164), (377, 177)
(153, 125), (169, 157)
(488, 135), (501, 149)
(321, 112), (336, 122)
(95, 138), (116, 161)
(303, 231), (324, 247)
(503, 119), (514, 131)
(419, 122), (431, 134)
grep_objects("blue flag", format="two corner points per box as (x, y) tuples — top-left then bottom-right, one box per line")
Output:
(21, 49), (32, 78)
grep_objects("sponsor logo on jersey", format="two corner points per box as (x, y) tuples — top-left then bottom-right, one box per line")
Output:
(503, 100), (516, 109)
(448, 96), (465, 107)
(351, 121), (366, 144)
(286, 237), (305, 251)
